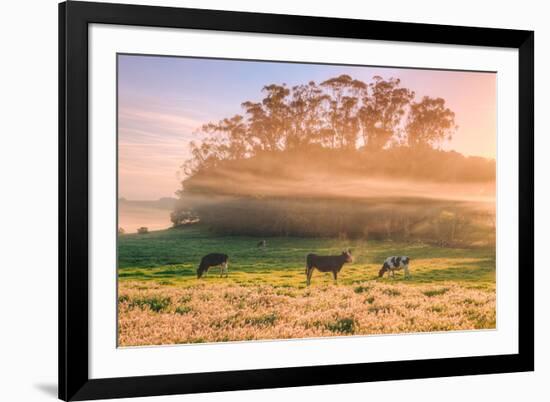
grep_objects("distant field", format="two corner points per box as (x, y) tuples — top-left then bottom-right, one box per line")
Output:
(118, 225), (496, 346)
(118, 198), (175, 233)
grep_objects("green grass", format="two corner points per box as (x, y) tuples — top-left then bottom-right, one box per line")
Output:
(127, 296), (171, 312)
(118, 225), (495, 289)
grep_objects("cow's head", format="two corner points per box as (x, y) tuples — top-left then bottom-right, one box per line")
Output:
(342, 249), (353, 263)
(197, 264), (207, 279)
(378, 263), (389, 277)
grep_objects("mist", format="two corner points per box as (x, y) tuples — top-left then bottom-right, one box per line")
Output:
(185, 169), (495, 204)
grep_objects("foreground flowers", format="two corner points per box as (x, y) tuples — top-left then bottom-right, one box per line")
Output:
(118, 281), (495, 346)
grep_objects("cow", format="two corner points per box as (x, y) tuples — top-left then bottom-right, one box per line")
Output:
(257, 240), (267, 248)
(378, 256), (411, 278)
(197, 253), (229, 278)
(305, 250), (353, 286)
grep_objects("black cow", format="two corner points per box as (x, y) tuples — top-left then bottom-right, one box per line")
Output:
(197, 253), (229, 278)
(305, 250), (353, 286)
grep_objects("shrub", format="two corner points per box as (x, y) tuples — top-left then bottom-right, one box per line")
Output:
(429, 305), (445, 313)
(170, 208), (200, 227)
(118, 227), (125, 235)
(368, 305), (391, 314)
(245, 313), (277, 327)
(137, 227), (149, 235)
(423, 288), (449, 297)
(354, 285), (371, 294)
(326, 318), (355, 334)
(118, 295), (129, 303)
(179, 295), (192, 303)
(129, 296), (171, 312)
(175, 305), (192, 315)
(382, 288), (401, 296)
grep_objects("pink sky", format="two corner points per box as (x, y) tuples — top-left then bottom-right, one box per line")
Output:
(118, 55), (496, 200)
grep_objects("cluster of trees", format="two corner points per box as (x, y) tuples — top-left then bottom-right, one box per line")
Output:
(171, 74), (495, 244)
(183, 75), (457, 175)
(172, 195), (495, 246)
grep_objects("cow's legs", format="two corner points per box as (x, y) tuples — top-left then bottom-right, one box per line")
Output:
(223, 262), (229, 277)
(404, 265), (410, 278)
(332, 270), (338, 282)
(306, 267), (314, 286)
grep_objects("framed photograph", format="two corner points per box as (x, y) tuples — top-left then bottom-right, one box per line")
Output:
(59, 1), (534, 400)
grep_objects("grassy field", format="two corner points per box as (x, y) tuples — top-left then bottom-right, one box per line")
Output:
(118, 225), (496, 346)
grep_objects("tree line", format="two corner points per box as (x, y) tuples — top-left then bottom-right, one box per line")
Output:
(184, 74), (457, 175)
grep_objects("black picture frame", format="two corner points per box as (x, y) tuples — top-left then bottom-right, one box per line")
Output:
(59, 1), (534, 400)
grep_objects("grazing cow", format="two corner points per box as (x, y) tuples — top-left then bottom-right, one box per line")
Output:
(305, 250), (353, 286)
(378, 256), (410, 278)
(257, 240), (267, 248)
(197, 253), (229, 278)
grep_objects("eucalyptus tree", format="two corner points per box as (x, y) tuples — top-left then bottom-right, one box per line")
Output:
(287, 81), (329, 148)
(358, 76), (415, 150)
(405, 96), (457, 148)
(320, 74), (366, 149)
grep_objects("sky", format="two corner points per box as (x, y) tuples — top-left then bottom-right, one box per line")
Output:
(118, 54), (496, 200)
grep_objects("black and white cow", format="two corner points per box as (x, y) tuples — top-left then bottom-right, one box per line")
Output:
(197, 253), (229, 278)
(378, 256), (411, 278)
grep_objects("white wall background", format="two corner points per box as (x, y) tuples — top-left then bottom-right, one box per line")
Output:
(0, 0), (546, 401)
